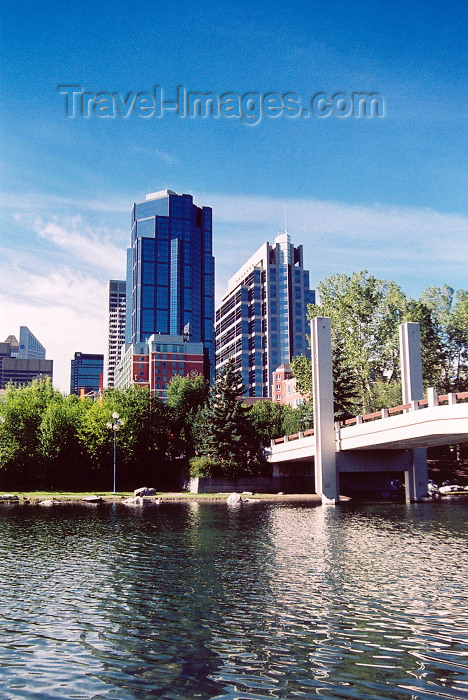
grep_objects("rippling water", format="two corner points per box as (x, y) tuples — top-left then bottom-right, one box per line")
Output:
(0, 500), (467, 699)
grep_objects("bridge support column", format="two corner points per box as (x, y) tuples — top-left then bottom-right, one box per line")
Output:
(311, 317), (338, 504)
(399, 322), (428, 502)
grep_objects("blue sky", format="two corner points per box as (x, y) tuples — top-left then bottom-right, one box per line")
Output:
(1, 0), (467, 392)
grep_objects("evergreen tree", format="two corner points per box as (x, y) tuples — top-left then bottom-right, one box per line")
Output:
(331, 340), (359, 420)
(196, 358), (260, 475)
(290, 348), (357, 421)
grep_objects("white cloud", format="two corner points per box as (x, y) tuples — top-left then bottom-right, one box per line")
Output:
(0, 264), (108, 393)
(33, 216), (126, 277)
(206, 192), (468, 300)
(206, 192), (468, 240)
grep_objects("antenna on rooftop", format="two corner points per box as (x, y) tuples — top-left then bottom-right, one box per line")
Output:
(284, 204), (288, 234)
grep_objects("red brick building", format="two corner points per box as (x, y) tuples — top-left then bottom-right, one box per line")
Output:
(114, 334), (207, 400)
(271, 363), (306, 407)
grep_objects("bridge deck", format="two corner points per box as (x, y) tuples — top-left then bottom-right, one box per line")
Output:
(266, 393), (468, 464)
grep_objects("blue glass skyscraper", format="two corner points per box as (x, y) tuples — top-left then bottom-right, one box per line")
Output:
(70, 352), (104, 396)
(128, 190), (215, 375)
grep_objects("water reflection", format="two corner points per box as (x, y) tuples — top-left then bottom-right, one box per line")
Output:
(0, 501), (467, 699)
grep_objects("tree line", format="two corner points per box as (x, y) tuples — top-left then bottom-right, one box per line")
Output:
(291, 272), (468, 418)
(0, 368), (307, 491)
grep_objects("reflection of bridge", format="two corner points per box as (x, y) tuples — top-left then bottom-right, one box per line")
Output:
(264, 319), (468, 504)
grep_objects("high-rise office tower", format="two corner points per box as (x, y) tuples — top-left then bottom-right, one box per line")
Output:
(106, 279), (127, 387)
(18, 326), (46, 359)
(128, 189), (215, 375)
(215, 232), (315, 398)
(70, 352), (104, 396)
(1, 331), (52, 389)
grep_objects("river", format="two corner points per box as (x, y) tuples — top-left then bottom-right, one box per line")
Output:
(0, 500), (467, 699)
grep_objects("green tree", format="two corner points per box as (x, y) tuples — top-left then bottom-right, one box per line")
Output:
(331, 341), (360, 419)
(290, 354), (312, 398)
(308, 271), (407, 414)
(247, 400), (287, 444)
(39, 393), (90, 489)
(0, 378), (60, 487)
(195, 359), (261, 476)
(450, 290), (468, 390)
(81, 386), (172, 490)
(290, 347), (358, 421)
(166, 375), (209, 459)
(420, 285), (468, 392)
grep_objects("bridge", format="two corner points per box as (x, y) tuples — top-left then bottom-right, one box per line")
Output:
(264, 319), (468, 504)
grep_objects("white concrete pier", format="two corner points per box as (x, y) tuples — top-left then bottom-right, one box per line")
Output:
(311, 317), (338, 504)
(399, 322), (428, 501)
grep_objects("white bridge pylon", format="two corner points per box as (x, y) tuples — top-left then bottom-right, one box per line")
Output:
(265, 319), (468, 504)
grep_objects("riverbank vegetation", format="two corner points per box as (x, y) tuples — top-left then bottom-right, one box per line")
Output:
(0, 368), (307, 490)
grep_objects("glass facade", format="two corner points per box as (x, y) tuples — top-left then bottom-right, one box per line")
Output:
(129, 190), (214, 376)
(215, 233), (315, 398)
(70, 352), (104, 396)
(18, 326), (46, 360)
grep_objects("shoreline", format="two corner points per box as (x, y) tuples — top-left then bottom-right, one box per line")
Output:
(0, 491), (324, 505)
(2, 492), (467, 506)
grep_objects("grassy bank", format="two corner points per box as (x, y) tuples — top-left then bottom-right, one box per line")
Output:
(2, 491), (322, 503)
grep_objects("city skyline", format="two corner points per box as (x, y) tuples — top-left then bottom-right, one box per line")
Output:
(1, 1), (467, 393)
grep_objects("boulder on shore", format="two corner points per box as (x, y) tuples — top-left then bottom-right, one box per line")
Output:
(82, 495), (103, 504)
(123, 496), (161, 506)
(227, 492), (242, 505)
(0, 494), (19, 502)
(39, 499), (61, 507)
(134, 487), (157, 497)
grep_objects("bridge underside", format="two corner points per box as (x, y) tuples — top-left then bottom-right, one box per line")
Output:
(273, 448), (423, 502)
(336, 450), (412, 471)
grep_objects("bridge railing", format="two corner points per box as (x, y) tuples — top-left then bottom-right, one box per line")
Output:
(270, 390), (468, 447)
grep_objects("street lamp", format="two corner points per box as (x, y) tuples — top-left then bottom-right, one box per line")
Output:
(106, 411), (123, 494)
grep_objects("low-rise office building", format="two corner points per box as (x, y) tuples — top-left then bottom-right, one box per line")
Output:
(271, 364), (306, 408)
(114, 333), (207, 400)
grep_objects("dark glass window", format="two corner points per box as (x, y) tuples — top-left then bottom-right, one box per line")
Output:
(142, 286), (154, 308)
(142, 264), (154, 284)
